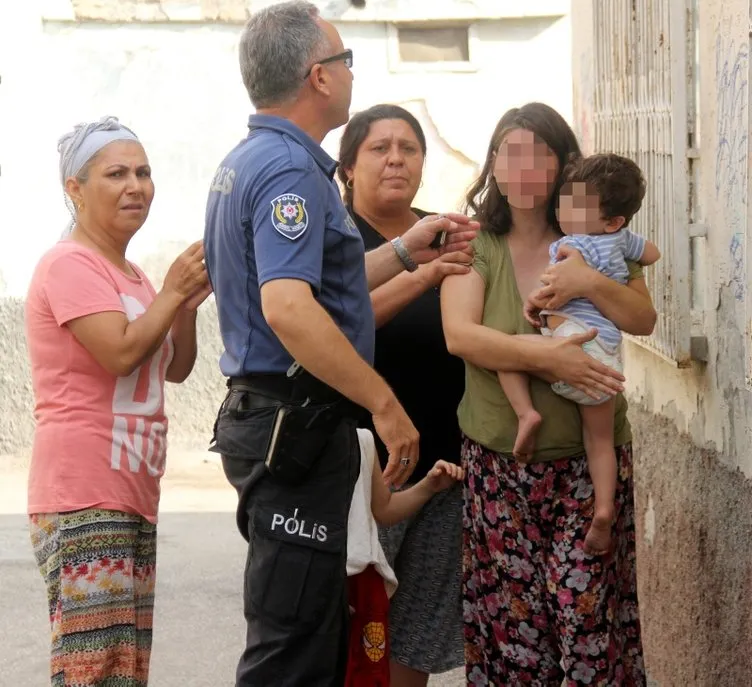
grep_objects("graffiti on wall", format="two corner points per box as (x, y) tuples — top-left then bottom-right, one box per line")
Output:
(715, 36), (749, 300)
(730, 232), (745, 301)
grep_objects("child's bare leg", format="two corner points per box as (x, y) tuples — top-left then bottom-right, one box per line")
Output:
(497, 370), (541, 460)
(580, 398), (617, 555)
(545, 313), (566, 330)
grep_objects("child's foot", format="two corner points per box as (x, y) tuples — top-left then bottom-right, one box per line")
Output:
(584, 506), (615, 555)
(513, 410), (542, 461)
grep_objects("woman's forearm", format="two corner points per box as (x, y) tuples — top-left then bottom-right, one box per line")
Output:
(444, 321), (548, 376)
(364, 242), (406, 291)
(444, 321), (625, 398)
(370, 269), (432, 327)
(584, 275), (656, 336)
(166, 310), (198, 383)
(442, 270), (624, 398)
(441, 270), (549, 376)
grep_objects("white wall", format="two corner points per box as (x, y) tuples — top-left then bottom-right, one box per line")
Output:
(0, 2), (571, 296)
(0, 2), (572, 298)
(0, 17), (249, 295)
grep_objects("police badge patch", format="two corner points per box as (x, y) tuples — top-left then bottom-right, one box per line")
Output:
(271, 193), (309, 240)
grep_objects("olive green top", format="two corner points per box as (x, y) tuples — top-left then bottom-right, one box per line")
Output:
(456, 230), (642, 461)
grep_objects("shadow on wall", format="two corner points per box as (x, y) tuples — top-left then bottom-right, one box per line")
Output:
(630, 405), (752, 686)
(164, 299), (226, 452)
(0, 297), (35, 456)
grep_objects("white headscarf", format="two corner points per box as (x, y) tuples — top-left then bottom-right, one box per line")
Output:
(58, 115), (140, 235)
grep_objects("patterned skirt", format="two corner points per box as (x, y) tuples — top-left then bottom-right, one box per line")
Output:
(378, 481), (464, 674)
(462, 439), (645, 687)
(29, 509), (158, 687)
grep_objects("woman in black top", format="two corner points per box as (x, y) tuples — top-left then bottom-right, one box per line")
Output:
(338, 104), (470, 687)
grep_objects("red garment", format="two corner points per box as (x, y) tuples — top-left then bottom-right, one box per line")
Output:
(345, 565), (390, 687)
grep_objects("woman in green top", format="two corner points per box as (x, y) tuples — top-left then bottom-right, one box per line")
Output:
(441, 102), (652, 686)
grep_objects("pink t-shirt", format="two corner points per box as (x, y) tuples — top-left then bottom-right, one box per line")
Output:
(25, 241), (174, 523)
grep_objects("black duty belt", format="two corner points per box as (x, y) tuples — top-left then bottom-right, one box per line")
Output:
(228, 372), (344, 406)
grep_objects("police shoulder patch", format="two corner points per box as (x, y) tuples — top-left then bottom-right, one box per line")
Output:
(270, 193), (309, 241)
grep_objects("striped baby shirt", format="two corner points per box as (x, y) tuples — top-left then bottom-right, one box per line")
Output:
(549, 229), (646, 348)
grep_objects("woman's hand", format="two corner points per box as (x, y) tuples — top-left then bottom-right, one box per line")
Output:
(541, 330), (625, 400)
(419, 249), (474, 288)
(537, 244), (596, 310)
(402, 213), (479, 265)
(183, 284), (213, 311)
(162, 240), (209, 305)
(540, 246), (657, 335)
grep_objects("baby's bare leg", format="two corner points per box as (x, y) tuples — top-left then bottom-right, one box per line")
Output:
(580, 398), (617, 555)
(497, 333), (544, 460)
(544, 313), (567, 330)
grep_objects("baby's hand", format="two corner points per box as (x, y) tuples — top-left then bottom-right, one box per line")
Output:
(425, 460), (464, 493)
(524, 287), (550, 328)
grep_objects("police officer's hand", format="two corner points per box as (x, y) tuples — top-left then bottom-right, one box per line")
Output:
(372, 396), (420, 488)
(162, 240), (209, 305)
(402, 213), (480, 266)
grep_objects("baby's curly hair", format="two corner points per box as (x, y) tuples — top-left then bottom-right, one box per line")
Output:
(561, 153), (646, 227)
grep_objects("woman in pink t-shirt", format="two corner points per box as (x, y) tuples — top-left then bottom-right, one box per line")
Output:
(25, 116), (212, 687)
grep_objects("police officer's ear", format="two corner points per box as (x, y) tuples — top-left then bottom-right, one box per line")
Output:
(307, 64), (334, 99)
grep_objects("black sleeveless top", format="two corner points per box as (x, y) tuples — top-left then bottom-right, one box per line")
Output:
(352, 208), (465, 482)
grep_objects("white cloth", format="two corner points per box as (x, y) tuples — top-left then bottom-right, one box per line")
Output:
(346, 428), (398, 598)
(541, 313), (624, 406)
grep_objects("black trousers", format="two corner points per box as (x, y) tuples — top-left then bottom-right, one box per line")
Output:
(212, 388), (360, 687)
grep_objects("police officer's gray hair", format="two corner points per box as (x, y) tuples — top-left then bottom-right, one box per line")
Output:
(239, 1), (330, 108)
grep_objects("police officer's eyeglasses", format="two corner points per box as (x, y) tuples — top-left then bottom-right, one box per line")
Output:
(304, 49), (353, 78)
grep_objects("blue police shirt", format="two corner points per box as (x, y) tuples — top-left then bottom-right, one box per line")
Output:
(204, 114), (375, 376)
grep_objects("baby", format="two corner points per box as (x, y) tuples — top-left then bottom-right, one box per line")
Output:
(497, 153), (660, 555)
(345, 429), (463, 686)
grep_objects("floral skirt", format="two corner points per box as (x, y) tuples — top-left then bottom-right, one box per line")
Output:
(30, 509), (157, 687)
(462, 439), (645, 686)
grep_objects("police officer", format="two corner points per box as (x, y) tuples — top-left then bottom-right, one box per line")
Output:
(203, 3), (478, 685)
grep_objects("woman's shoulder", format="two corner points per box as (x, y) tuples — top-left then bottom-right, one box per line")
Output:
(30, 240), (100, 285)
(41, 239), (106, 267)
(34, 240), (148, 292)
(468, 229), (507, 285)
(472, 227), (506, 259)
(42, 238), (87, 258)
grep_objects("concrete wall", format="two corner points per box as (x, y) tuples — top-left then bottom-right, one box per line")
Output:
(572, 0), (752, 683)
(0, 0), (572, 455)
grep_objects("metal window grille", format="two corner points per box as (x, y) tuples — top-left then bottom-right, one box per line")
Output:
(592, 0), (692, 365)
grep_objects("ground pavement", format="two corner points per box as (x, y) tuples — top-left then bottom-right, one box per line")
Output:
(0, 452), (464, 686)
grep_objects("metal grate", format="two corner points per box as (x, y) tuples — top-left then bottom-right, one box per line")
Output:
(592, 0), (691, 365)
